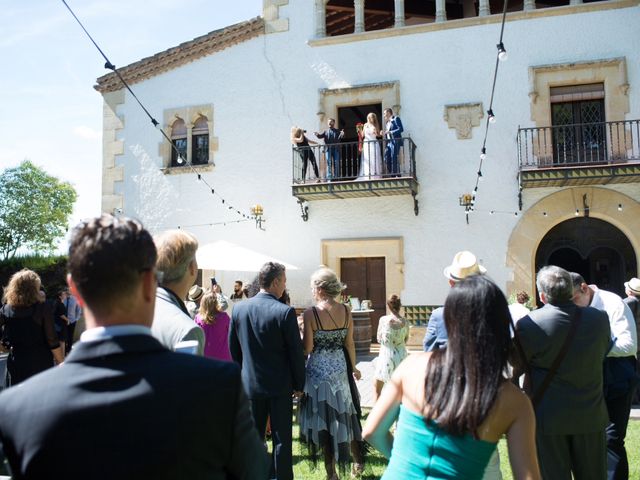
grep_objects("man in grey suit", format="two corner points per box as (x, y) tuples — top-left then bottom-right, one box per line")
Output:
(151, 229), (205, 355)
(229, 262), (306, 480)
(515, 266), (611, 480)
(0, 214), (268, 479)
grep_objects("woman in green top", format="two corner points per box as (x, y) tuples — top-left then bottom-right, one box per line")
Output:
(363, 275), (541, 480)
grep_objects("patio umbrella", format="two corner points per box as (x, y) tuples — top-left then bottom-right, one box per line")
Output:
(195, 240), (299, 272)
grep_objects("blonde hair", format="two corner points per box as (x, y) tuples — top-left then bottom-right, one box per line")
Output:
(198, 291), (220, 324)
(154, 230), (198, 285)
(367, 113), (380, 131)
(3, 269), (41, 307)
(310, 268), (344, 299)
(290, 126), (303, 144)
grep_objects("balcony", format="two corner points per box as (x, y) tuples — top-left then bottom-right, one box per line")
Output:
(292, 137), (419, 215)
(517, 119), (640, 188)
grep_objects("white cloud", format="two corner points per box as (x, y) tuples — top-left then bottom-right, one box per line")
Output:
(72, 125), (101, 141)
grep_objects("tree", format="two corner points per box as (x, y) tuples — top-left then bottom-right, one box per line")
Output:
(0, 161), (77, 260)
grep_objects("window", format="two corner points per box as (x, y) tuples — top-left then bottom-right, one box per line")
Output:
(170, 118), (188, 167)
(192, 116), (209, 165)
(161, 105), (216, 171)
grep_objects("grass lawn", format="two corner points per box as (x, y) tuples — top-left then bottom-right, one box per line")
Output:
(291, 413), (640, 479)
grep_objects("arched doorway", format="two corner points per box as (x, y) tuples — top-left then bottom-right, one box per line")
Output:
(535, 217), (636, 298)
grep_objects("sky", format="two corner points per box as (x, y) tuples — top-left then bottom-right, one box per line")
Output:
(0, 0), (263, 250)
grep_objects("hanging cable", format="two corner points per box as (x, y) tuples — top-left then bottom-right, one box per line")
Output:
(61, 0), (260, 226)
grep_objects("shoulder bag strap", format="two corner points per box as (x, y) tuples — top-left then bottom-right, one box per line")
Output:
(530, 307), (582, 407)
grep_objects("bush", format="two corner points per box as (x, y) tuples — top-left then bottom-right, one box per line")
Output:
(0, 254), (68, 297)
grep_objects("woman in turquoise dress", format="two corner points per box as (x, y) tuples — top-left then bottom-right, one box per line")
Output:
(363, 275), (541, 480)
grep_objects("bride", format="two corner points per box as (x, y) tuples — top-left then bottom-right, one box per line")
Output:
(358, 113), (383, 180)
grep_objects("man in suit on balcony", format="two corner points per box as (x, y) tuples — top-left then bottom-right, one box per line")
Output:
(315, 118), (344, 181)
(382, 107), (404, 176)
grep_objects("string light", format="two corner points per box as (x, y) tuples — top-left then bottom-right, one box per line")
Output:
(487, 109), (496, 124)
(618, 204), (623, 211)
(60, 0), (262, 228)
(497, 42), (508, 61)
(575, 209), (580, 216)
(480, 147), (487, 160)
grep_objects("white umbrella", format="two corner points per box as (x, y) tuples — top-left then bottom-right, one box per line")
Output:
(196, 240), (299, 272)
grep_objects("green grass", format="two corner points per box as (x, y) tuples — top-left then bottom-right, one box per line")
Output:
(291, 413), (640, 479)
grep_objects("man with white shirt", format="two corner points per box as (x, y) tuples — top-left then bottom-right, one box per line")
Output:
(0, 214), (268, 479)
(571, 272), (638, 480)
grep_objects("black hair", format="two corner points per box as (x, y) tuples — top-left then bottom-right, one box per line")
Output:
(423, 275), (511, 437)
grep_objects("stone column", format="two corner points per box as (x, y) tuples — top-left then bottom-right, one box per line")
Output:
(315, 0), (328, 37)
(524, 0), (536, 10)
(354, 0), (365, 33)
(435, 0), (447, 23)
(186, 125), (193, 164)
(394, 0), (405, 27)
(479, 0), (491, 16)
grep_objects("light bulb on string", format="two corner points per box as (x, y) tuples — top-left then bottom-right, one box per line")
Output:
(477, 170), (483, 181)
(196, 173), (201, 182)
(490, 210), (495, 215)
(575, 209), (580, 216)
(497, 42), (508, 62)
(480, 147), (486, 160)
(543, 212), (547, 217)
(177, 155), (184, 165)
(618, 204), (623, 211)
(487, 109), (496, 124)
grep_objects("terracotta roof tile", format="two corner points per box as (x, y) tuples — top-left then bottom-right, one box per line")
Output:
(95, 17), (264, 93)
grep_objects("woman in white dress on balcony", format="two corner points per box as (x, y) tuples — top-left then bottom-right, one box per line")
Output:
(358, 112), (383, 180)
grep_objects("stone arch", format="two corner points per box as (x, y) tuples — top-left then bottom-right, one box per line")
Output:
(505, 186), (640, 297)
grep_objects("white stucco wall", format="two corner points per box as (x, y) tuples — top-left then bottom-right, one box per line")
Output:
(108, 2), (640, 307)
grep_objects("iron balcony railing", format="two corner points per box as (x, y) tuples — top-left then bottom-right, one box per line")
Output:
(292, 137), (417, 183)
(518, 119), (640, 169)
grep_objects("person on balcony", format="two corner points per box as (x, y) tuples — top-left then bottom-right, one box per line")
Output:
(314, 118), (344, 181)
(291, 126), (319, 183)
(382, 108), (404, 177)
(358, 112), (383, 180)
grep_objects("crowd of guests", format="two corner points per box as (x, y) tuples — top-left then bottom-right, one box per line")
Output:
(0, 215), (638, 480)
(292, 107), (405, 183)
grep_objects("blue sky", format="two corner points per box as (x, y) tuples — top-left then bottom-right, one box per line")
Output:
(0, 0), (262, 245)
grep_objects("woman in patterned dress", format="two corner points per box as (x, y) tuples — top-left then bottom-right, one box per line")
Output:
(373, 294), (409, 400)
(299, 268), (364, 480)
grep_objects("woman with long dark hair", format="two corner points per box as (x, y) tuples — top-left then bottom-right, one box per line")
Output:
(0, 270), (64, 386)
(363, 275), (540, 479)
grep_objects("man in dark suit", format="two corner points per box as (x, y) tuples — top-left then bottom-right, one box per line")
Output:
(0, 214), (268, 480)
(516, 265), (611, 480)
(382, 107), (404, 176)
(229, 262), (306, 480)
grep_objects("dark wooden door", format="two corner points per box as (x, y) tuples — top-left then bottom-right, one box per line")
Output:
(340, 257), (386, 342)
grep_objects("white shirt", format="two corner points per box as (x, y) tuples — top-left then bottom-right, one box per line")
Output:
(80, 325), (152, 342)
(589, 285), (637, 358)
(509, 303), (530, 324)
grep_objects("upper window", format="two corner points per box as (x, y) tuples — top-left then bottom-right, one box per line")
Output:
(170, 118), (188, 167)
(192, 116), (209, 165)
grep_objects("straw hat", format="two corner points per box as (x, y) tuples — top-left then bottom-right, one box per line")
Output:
(624, 277), (640, 295)
(188, 285), (204, 302)
(443, 251), (487, 282)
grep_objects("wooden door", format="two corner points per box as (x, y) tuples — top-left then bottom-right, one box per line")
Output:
(340, 257), (386, 342)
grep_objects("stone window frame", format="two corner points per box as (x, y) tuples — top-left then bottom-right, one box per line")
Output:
(528, 57), (629, 128)
(159, 105), (218, 174)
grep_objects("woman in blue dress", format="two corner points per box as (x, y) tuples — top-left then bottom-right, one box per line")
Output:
(363, 275), (541, 480)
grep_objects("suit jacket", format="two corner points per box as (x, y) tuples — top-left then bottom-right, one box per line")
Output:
(423, 307), (447, 351)
(152, 286), (205, 355)
(386, 116), (404, 139)
(0, 334), (269, 480)
(229, 292), (305, 398)
(515, 302), (611, 435)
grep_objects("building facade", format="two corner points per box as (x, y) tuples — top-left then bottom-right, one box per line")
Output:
(96, 0), (640, 328)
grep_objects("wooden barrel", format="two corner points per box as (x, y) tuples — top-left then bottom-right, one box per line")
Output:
(352, 310), (372, 354)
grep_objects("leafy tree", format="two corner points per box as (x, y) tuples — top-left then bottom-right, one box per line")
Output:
(0, 161), (77, 260)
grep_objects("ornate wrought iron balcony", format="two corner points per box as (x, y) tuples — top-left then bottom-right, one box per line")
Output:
(291, 137), (419, 216)
(517, 119), (640, 188)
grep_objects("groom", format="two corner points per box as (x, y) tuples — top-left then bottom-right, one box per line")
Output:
(383, 108), (404, 176)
